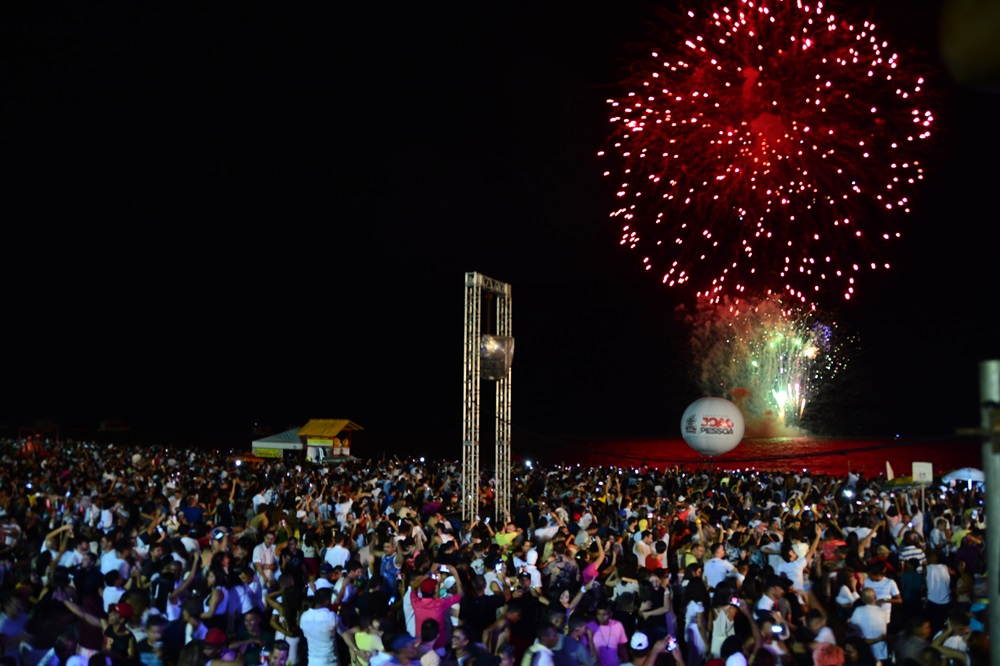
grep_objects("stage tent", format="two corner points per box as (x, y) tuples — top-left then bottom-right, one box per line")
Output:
(252, 419), (364, 461)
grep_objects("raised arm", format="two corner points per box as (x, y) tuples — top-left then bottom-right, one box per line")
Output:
(170, 555), (200, 603)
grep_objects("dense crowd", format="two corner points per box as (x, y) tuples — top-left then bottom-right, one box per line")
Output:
(0, 438), (989, 666)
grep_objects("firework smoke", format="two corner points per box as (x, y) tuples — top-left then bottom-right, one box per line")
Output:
(678, 294), (849, 437)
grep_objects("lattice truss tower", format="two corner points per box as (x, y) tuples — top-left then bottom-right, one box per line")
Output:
(462, 271), (513, 524)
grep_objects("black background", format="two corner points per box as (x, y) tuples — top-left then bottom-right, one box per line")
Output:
(2, 2), (998, 454)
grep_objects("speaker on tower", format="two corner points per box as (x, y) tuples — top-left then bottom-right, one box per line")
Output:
(481, 335), (514, 380)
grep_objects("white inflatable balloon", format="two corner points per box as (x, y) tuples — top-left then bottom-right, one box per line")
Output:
(681, 397), (745, 456)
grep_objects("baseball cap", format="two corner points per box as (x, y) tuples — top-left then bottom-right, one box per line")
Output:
(630, 632), (650, 651)
(205, 628), (228, 646)
(419, 577), (438, 595)
(110, 602), (134, 621)
(319, 563), (334, 575)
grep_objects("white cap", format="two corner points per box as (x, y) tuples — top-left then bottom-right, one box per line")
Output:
(630, 632), (649, 651)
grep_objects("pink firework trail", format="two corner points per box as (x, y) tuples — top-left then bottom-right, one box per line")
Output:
(601, 0), (936, 308)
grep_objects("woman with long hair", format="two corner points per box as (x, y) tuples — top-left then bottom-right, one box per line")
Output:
(545, 583), (586, 628)
(681, 576), (710, 666)
(843, 519), (882, 573)
(833, 566), (861, 621)
(300, 526), (320, 580)
(707, 587), (739, 660)
(200, 566), (231, 632)
(738, 563), (763, 605)
(266, 576), (303, 666)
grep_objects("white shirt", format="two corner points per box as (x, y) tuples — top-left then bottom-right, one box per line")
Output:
(684, 601), (707, 659)
(523, 565), (543, 591)
(233, 581), (263, 613)
(100, 551), (130, 580)
(755, 594), (776, 618)
(813, 626), (836, 645)
(929, 527), (949, 552)
(179, 536), (201, 556)
(58, 549), (86, 569)
(836, 584), (860, 609)
(774, 558), (809, 592)
(704, 557), (736, 590)
(925, 563), (952, 605)
(334, 500), (353, 527)
(850, 604), (889, 661)
(333, 577), (359, 607)
(308, 577), (335, 597)
(483, 571), (506, 596)
(253, 542), (277, 583)
(632, 538), (651, 563)
(403, 582), (416, 636)
(299, 606), (344, 666)
(325, 544), (351, 569)
(532, 523), (560, 544)
(102, 586), (125, 612)
(710, 608), (735, 658)
(862, 576), (900, 623)
(759, 538), (783, 566)
(521, 641), (555, 666)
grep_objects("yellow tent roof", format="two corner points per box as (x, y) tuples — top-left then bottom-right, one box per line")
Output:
(297, 419), (364, 438)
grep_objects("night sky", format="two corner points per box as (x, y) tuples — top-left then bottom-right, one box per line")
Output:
(2, 2), (998, 453)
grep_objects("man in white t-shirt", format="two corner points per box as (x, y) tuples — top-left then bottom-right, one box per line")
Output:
(861, 561), (901, 625)
(520, 549), (543, 593)
(300, 588), (347, 666)
(252, 531), (278, 590)
(849, 589), (889, 663)
(932, 610), (972, 664)
(308, 563), (337, 597)
(703, 543), (736, 591)
(324, 531), (352, 569)
(632, 531), (653, 565)
(774, 530), (820, 593)
(99, 537), (132, 582)
(532, 513), (561, 545)
(334, 494), (354, 528)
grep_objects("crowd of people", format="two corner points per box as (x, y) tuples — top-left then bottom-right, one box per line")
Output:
(0, 438), (990, 666)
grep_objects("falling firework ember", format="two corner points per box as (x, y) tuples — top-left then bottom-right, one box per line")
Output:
(602, 0), (936, 307)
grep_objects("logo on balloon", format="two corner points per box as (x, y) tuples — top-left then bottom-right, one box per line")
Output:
(681, 397), (745, 456)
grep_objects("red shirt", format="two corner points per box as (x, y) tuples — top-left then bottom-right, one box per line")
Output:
(410, 589), (462, 649)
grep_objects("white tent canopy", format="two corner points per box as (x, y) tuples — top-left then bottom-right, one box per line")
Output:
(253, 428), (302, 450)
(942, 467), (985, 483)
(252, 421), (363, 462)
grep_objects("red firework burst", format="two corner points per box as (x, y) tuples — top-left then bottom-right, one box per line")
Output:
(601, 0), (936, 307)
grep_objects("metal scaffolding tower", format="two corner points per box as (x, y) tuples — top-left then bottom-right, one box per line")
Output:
(462, 271), (513, 524)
